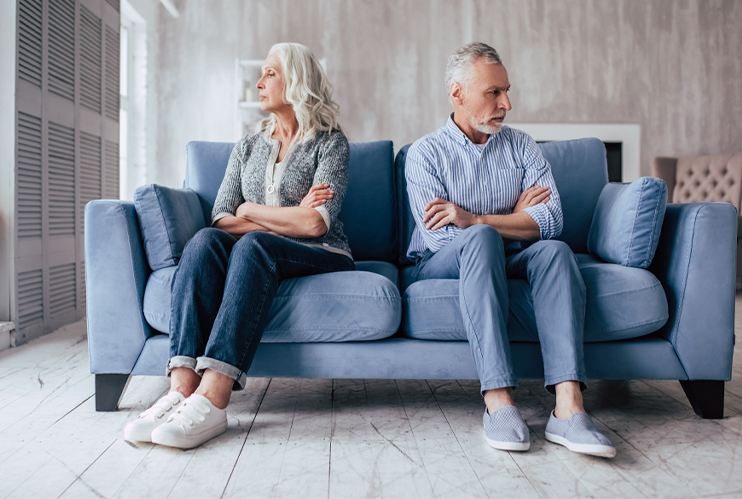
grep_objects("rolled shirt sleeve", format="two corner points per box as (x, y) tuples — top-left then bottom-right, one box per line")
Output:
(405, 143), (462, 253)
(519, 135), (563, 240)
(313, 205), (331, 232)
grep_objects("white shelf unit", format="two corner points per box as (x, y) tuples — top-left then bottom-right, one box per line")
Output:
(234, 57), (328, 139)
(235, 58), (268, 139)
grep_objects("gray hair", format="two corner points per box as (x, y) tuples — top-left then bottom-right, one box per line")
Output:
(444, 42), (502, 94)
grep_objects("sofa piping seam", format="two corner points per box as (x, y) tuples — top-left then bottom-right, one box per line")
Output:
(668, 205), (699, 369)
(626, 179), (645, 266)
(119, 202), (150, 372)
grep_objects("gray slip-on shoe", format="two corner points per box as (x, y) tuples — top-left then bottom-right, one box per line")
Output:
(545, 411), (616, 458)
(483, 405), (531, 451)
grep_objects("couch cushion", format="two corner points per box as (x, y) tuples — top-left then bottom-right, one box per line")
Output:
(540, 138), (609, 254)
(588, 177), (668, 268)
(354, 261), (399, 287)
(184, 140), (397, 262)
(338, 141), (397, 261)
(402, 253), (668, 342)
(395, 137), (609, 261)
(143, 264), (401, 342)
(133, 184), (206, 271)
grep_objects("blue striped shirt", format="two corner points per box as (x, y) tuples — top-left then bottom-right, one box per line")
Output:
(405, 116), (563, 260)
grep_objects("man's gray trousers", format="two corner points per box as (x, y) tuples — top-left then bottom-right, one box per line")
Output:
(414, 225), (588, 394)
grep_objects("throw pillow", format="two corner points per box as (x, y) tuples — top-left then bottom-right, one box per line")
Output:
(587, 177), (668, 268)
(134, 184), (206, 271)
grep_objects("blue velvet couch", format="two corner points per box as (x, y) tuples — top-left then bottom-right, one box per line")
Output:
(85, 138), (737, 418)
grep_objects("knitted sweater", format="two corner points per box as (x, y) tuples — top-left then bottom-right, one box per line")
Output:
(211, 130), (353, 258)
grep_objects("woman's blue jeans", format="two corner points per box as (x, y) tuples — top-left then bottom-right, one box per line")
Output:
(167, 228), (355, 390)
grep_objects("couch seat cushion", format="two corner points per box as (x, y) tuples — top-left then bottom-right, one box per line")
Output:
(143, 263), (401, 342)
(402, 253), (668, 342)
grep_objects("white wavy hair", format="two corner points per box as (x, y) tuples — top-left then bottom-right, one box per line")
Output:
(258, 43), (342, 141)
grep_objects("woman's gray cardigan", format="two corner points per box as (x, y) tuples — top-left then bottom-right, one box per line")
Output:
(211, 130), (353, 258)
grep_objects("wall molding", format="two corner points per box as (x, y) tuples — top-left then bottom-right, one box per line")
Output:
(509, 123), (641, 182)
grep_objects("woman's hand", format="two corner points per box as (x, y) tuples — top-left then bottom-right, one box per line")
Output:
(300, 183), (334, 209)
(513, 186), (550, 213)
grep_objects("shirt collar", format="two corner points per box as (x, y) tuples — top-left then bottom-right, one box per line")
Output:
(444, 114), (470, 145)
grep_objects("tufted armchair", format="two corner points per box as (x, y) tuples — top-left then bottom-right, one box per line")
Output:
(652, 155), (742, 287)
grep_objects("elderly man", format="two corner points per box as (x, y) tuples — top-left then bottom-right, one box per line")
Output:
(405, 42), (615, 458)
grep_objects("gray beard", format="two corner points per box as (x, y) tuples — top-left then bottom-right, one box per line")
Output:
(471, 117), (502, 135)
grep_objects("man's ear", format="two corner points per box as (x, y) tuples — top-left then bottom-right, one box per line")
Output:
(450, 82), (464, 106)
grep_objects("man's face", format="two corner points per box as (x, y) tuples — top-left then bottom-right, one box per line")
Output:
(458, 60), (512, 134)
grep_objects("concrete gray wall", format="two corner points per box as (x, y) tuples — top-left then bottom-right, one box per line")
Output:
(152, 0), (742, 188)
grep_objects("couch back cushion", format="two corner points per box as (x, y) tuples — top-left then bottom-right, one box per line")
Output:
(395, 136), (609, 261)
(539, 138), (609, 253)
(184, 141), (236, 225)
(673, 155), (742, 210)
(184, 140), (397, 262)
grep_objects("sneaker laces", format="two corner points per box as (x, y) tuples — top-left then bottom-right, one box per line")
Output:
(167, 397), (211, 428)
(139, 392), (183, 419)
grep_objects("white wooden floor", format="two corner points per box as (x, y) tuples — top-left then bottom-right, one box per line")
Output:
(2, 302), (742, 499)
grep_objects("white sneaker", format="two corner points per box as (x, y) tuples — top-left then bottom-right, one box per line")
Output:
(124, 391), (185, 442)
(150, 394), (228, 449)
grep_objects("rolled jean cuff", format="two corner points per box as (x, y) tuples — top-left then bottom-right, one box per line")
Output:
(196, 356), (247, 391)
(480, 377), (519, 396)
(167, 356), (198, 377)
(544, 373), (588, 394)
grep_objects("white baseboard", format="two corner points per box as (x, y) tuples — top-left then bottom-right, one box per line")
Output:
(0, 322), (15, 352)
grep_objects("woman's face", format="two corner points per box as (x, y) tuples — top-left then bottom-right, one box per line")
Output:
(256, 51), (290, 115)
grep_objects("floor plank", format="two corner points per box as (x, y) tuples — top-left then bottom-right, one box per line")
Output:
(168, 377), (271, 499)
(582, 380), (734, 497)
(221, 378), (311, 498)
(57, 376), (171, 499)
(272, 378), (333, 499)
(0, 299), (741, 498)
(327, 379), (434, 499)
(395, 379), (490, 499)
(4, 375), (169, 499)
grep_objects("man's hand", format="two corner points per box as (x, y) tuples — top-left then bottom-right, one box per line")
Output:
(513, 186), (550, 213)
(300, 183), (334, 209)
(423, 198), (478, 231)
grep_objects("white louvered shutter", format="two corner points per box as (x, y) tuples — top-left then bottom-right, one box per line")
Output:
(14, 0), (120, 343)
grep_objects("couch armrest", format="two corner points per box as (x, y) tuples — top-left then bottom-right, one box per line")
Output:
(649, 202), (737, 380)
(651, 157), (678, 202)
(85, 200), (153, 374)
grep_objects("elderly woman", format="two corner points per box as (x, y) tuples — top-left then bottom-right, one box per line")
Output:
(124, 43), (354, 449)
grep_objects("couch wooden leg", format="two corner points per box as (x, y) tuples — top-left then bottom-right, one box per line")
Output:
(679, 380), (724, 419)
(95, 374), (131, 412)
